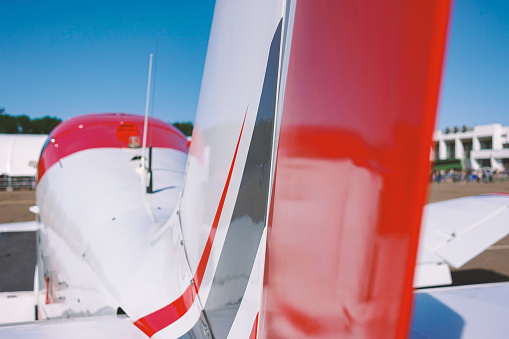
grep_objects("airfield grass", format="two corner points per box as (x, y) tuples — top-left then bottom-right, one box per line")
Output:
(0, 190), (36, 224)
(428, 180), (509, 203)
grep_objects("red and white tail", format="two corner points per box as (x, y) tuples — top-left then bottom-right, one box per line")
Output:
(139, 0), (451, 338)
(260, 1), (451, 338)
(0, 1), (451, 338)
(134, 1), (284, 337)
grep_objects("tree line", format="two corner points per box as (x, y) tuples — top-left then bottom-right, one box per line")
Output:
(172, 122), (193, 137)
(0, 113), (62, 134)
(0, 110), (193, 136)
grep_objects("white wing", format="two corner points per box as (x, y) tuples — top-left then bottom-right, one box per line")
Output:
(0, 315), (146, 339)
(0, 221), (38, 233)
(411, 282), (509, 339)
(414, 194), (509, 288)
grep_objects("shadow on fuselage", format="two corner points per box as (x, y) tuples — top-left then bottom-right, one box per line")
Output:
(411, 293), (465, 339)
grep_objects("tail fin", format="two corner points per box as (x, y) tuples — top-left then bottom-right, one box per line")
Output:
(136, 0), (451, 338)
(260, 1), (451, 338)
(143, 0), (285, 337)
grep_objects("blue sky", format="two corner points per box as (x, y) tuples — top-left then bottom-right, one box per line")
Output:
(1, 1), (508, 129)
(438, 0), (509, 129)
(0, 1), (215, 123)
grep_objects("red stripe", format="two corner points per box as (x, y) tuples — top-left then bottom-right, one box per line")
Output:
(45, 276), (50, 304)
(134, 110), (248, 337)
(133, 284), (196, 337)
(249, 313), (259, 339)
(37, 113), (189, 183)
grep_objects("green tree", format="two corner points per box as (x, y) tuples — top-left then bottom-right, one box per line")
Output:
(31, 116), (61, 134)
(0, 114), (18, 133)
(172, 122), (193, 137)
(0, 113), (61, 134)
(16, 115), (33, 134)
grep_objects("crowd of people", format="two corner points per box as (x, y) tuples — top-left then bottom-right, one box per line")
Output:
(431, 168), (508, 183)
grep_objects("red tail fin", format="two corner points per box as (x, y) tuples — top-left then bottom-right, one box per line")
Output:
(260, 1), (451, 338)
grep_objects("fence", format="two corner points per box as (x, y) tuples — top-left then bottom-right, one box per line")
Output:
(0, 176), (36, 191)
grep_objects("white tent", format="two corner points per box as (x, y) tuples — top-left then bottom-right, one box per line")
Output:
(0, 134), (47, 177)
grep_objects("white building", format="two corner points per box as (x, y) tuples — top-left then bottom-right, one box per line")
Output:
(0, 134), (48, 190)
(432, 124), (509, 171)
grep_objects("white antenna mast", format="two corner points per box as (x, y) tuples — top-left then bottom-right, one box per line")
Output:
(141, 53), (153, 169)
(140, 53), (156, 222)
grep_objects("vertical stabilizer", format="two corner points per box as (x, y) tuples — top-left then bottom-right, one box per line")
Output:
(135, 1), (451, 338)
(140, 1), (285, 338)
(260, 1), (451, 338)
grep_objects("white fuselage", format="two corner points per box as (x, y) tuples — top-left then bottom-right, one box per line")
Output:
(36, 147), (188, 320)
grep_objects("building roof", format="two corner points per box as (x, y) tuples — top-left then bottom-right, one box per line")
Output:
(0, 134), (47, 177)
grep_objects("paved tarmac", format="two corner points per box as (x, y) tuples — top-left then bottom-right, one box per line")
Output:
(1, 183), (508, 292)
(0, 191), (36, 292)
(0, 232), (36, 292)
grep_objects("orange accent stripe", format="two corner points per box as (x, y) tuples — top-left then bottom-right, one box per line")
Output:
(134, 110), (248, 337)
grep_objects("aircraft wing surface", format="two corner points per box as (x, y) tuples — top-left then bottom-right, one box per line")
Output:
(415, 194), (509, 288)
(0, 221), (38, 233)
(411, 282), (509, 339)
(0, 315), (146, 339)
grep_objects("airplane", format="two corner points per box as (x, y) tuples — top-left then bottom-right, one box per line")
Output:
(2, 0), (509, 338)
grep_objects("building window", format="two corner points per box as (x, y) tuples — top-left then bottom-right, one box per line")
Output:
(435, 142), (440, 160)
(479, 137), (492, 150)
(478, 159), (491, 168)
(503, 143), (509, 149)
(462, 140), (472, 160)
(503, 158), (509, 170)
(446, 141), (455, 159)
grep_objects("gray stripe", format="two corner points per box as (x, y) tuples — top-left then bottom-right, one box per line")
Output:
(268, 0), (296, 220)
(179, 315), (213, 339)
(202, 20), (283, 339)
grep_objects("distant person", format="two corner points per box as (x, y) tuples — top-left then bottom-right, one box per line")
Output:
(487, 169), (493, 182)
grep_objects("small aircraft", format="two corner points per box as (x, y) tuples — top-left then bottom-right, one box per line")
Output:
(2, 0), (509, 338)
